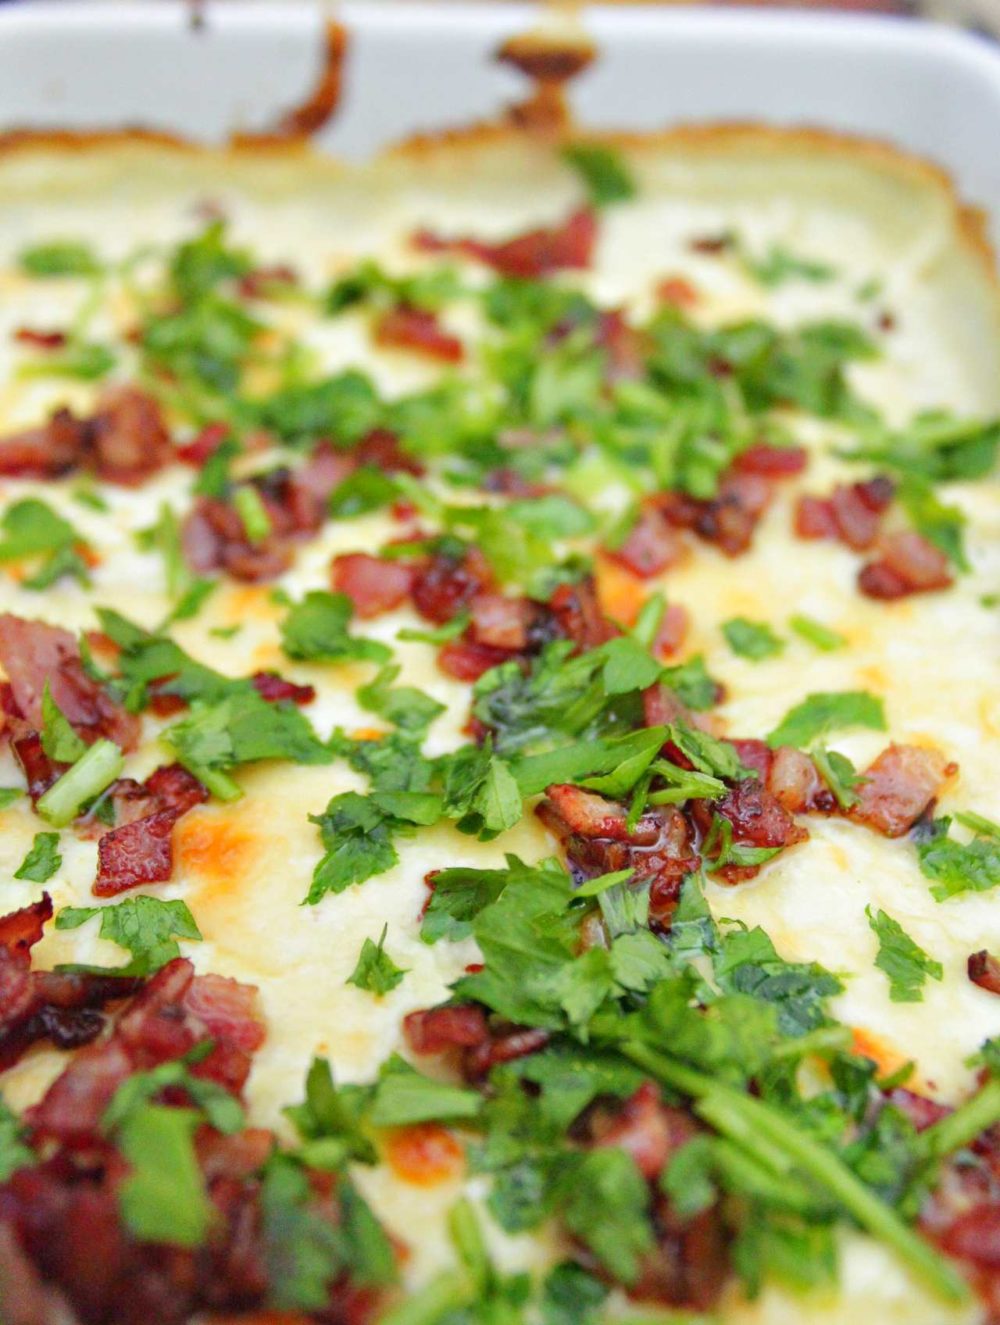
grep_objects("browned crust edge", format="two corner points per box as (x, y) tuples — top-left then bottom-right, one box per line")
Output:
(0, 118), (992, 293)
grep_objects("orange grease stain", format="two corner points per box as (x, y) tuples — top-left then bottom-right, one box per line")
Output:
(852, 1027), (908, 1078)
(594, 556), (646, 627)
(177, 811), (259, 897)
(384, 1124), (464, 1187)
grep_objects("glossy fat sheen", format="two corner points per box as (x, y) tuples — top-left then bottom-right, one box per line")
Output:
(0, 133), (998, 1322)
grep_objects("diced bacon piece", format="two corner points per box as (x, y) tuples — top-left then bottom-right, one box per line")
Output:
(404, 1005), (489, 1055)
(0, 613), (139, 751)
(469, 593), (534, 651)
(850, 743), (955, 838)
(939, 1205), (1000, 1268)
(89, 387), (173, 486)
(177, 421), (230, 466)
(182, 496), (293, 583)
(412, 550), (491, 625)
(696, 777), (807, 883)
(463, 1026), (550, 1079)
(768, 745), (834, 814)
(93, 809), (177, 897)
(643, 682), (695, 729)
(437, 637), (514, 681)
(10, 729), (63, 802)
(250, 671), (316, 705)
(596, 310), (645, 382)
(886, 1088), (952, 1132)
(414, 208), (597, 278)
(859, 531), (953, 600)
(733, 443), (807, 477)
(544, 785), (631, 840)
(653, 602), (690, 660)
(969, 951), (1000, 996)
(658, 471), (773, 558)
(374, 305), (464, 363)
(794, 476), (894, 551)
(548, 575), (616, 650)
(290, 440), (357, 528)
(0, 959), (141, 1072)
(0, 408), (88, 479)
(0, 894), (53, 960)
(590, 1082), (674, 1180)
(729, 739), (773, 782)
(612, 508), (683, 579)
(354, 428), (425, 477)
(236, 263), (298, 300)
(142, 764), (209, 818)
(633, 1197), (730, 1312)
(13, 327), (67, 350)
(332, 553), (415, 619)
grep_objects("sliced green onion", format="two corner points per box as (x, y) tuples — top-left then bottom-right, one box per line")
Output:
(920, 1078), (1000, 1162)
(37, 739), (124, 827)
(622, 1042), (971, 1304)
(233, 485), (272, 544)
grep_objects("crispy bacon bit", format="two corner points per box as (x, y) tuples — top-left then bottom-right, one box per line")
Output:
(634, 1197), (730, 1312)
(733, 443), (808, 478)
(236, 262), (298, 300)
(414, 207), (597, 279)
(858, 531), (953, 600)
(538, 787), (698, 929)
(374, 305), (464, 363)
(92, 763), (207, 896)
(589, 1082), (675, 1181)
(0, 894), (53, 960)
(656, 471), (773, 558)
(548, 575), (616, 651)
(656, 277), (699, 309)
(355, 428), (425, 477)
(794, 476), (894, 551)
(404, 1005), (489, 1055)
(176, 421), (230, 466)
(767, 745), (835, 815)
(182, 495), (293, 583)
(0, 612), (139, 752)
(0, 389), (173, 486)
(250, 671), (316, 705)
(850, 743), (955, 838)
(690, 233), (732, 255)
(612, 508), (683, 579)
(13, 327), (67, 350)
(463, 1026), (550, 1079)
(412, 548), (492, 625)
(696, 777), (808, 883)
(332, 552), (415, 619)
(0, 894), (141, 1071)
(886, 1087), (952, 1132)
(437, 637), (515, 681)
(469, 592), (534, 651)
(728, 739), (772, 782)
(653, 602), (690, 660)
(9, 730), (62, 803)
(970, 951), (1000, 996)
(596, 309), (646, 382)
(94, 808), (177, 898)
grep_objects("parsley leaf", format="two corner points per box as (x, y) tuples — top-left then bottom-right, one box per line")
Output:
(917, 813), (1000, 901)
(357, 664), (444, 736)
(281, 591), (391, 665)
(722, 617), (784, 661)
(285, 1057), (377, 1167)
(262, 1155), (342, 1310)
(660, 655), (719, 711)
(0, 1099), (33, 1181)
(19, 240), (102, 277)
(368, 1055), (482, 1127)
(812, 746), (865, 810)
(115, 1105), (212, 1247)
(40, 682), (87, 763)
(766, 690), (886, 749)
(14, 831), (61, 882)
(741, 244), (834, 288)
(789, 614), (846, 652)
(56, 895), (202, 976)
(897, 474), (969, 572)
(867, 907), (943, 1002)
(555, 1149), (652, 1284)
(346, 925), (407, 996)
(561, 143), (636, 207)
(714, 924), (843, 1035)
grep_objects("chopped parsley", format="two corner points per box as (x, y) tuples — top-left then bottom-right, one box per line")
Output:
(867, 907), (943, 1002)
(346, 925), (408, 996)
(561, 143), (637, 207)
(917, 812), (1000, 901)
(56, 895), (203, 975)
(722, 617), (785, 661)
(767, 690), (886, 749)
(13, 831), (61, 882)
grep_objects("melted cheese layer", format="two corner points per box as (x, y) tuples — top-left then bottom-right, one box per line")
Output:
(0, 134), (997, 1322)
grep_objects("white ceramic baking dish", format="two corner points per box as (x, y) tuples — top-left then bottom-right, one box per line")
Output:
(0, 1), (998, 243)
